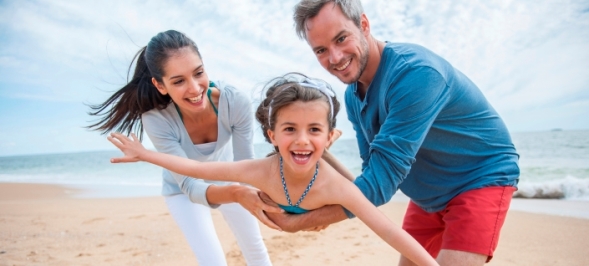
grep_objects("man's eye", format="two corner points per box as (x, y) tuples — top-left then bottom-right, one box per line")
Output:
(337, 36), (346, 43)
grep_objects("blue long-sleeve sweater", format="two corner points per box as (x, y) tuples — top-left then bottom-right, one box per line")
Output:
(346, 42), (519, 215)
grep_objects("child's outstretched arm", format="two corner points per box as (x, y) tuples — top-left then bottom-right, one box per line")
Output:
(108, 132), (262, 187)
(333, 182), (438, 266)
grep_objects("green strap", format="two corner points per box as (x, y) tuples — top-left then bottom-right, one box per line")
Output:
(207, 83), (218, 115)
(174, 81), (218, 124)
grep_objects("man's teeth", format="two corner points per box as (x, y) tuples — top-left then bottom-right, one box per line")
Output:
(335, 59), (351, 71)
(187, 94), (203, 103)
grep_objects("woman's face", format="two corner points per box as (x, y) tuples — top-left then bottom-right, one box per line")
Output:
(152, 47), (211, 116)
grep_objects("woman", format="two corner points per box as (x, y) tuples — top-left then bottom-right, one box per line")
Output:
(87, 30), (276, 266)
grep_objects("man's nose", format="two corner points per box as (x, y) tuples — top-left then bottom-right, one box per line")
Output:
(329, 47), (344, 65)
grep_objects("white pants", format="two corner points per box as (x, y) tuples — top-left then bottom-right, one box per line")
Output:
(165, 194), (272, 266)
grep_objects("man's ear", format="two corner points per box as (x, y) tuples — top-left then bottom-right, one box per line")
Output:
(360, 13), (370, 37)
(152, 77), (168, 95)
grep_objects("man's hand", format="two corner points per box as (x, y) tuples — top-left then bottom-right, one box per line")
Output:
(302, 225), (329, 232)
(259, 191), (305, 233)
(234, 187), (284, 231)
(265, 210), (332, 233)
(262, 191), (346, 233)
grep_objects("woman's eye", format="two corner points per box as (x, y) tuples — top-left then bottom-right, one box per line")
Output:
(195, 71), (203, 77)
(173, 80), (184, 85)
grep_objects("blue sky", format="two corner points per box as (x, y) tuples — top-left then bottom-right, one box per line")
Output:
(0, 0), (588, 157)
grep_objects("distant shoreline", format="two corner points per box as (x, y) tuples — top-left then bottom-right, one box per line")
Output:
(1, 128), (589, 158)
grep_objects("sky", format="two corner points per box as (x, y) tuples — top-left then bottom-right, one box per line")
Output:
(0, 0), (588, 157)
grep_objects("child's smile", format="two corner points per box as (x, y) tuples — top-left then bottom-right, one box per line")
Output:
(268, 100), (333, 175)
(292, 150), (313, 164)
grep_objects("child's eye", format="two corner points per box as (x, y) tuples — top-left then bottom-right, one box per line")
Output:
(310, 127), (321, 133)
(284, 127), (295, 132)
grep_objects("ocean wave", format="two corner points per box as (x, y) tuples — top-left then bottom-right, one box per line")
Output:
(513, 176), (589, 200)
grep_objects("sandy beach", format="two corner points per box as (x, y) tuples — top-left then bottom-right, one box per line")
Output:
(1, 183), (588, 266)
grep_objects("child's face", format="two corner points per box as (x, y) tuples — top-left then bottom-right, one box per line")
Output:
(268, 100), (334, 174)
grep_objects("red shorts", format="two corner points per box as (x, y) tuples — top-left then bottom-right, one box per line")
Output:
(402, 186), (516, 262)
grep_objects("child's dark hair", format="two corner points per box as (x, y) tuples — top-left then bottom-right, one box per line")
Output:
(255, 72), (340, 149)
(86, 30), (201, 140)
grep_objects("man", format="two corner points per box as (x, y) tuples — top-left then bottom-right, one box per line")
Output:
(267, 1), (520, 265)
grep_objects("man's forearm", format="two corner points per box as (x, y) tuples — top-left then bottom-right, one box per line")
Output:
(267, 204), (348, 233)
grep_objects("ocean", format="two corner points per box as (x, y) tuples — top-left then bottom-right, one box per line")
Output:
(1, 130), (588, 202)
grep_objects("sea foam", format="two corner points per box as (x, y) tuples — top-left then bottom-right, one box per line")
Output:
(513, 176), (589, 200)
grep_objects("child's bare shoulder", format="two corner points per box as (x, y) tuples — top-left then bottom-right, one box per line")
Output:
(315, 159), (358, 204)
(319, 159), (352, 182)
(243, 154), (280, 175)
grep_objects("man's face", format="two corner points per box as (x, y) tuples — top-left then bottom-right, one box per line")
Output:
(305, 2), (369, 84)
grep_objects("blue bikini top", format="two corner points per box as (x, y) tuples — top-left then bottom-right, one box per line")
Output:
(277, 204), (310, 214)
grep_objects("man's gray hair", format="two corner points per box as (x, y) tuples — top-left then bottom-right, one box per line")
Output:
(293, 0), (364, 40)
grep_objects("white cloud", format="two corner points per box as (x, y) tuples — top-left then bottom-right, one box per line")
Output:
(0, 0), (588, 156)
(362, 0), (589, 131)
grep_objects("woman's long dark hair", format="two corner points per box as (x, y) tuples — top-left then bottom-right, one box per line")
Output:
(87, 30), (201, 140)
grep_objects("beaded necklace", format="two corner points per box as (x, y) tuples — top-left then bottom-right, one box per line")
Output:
(279, 156), (319, 208)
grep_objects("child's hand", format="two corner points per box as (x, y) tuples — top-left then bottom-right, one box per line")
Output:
(107, 132), (146, 163)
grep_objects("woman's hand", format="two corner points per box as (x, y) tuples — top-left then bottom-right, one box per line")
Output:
(107, 132), (147, 163)
(234, 188), (285, 231)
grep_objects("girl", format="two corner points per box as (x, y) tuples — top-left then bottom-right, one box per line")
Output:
(87, 30), (274, 265)
(107, 73), (439, 266)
